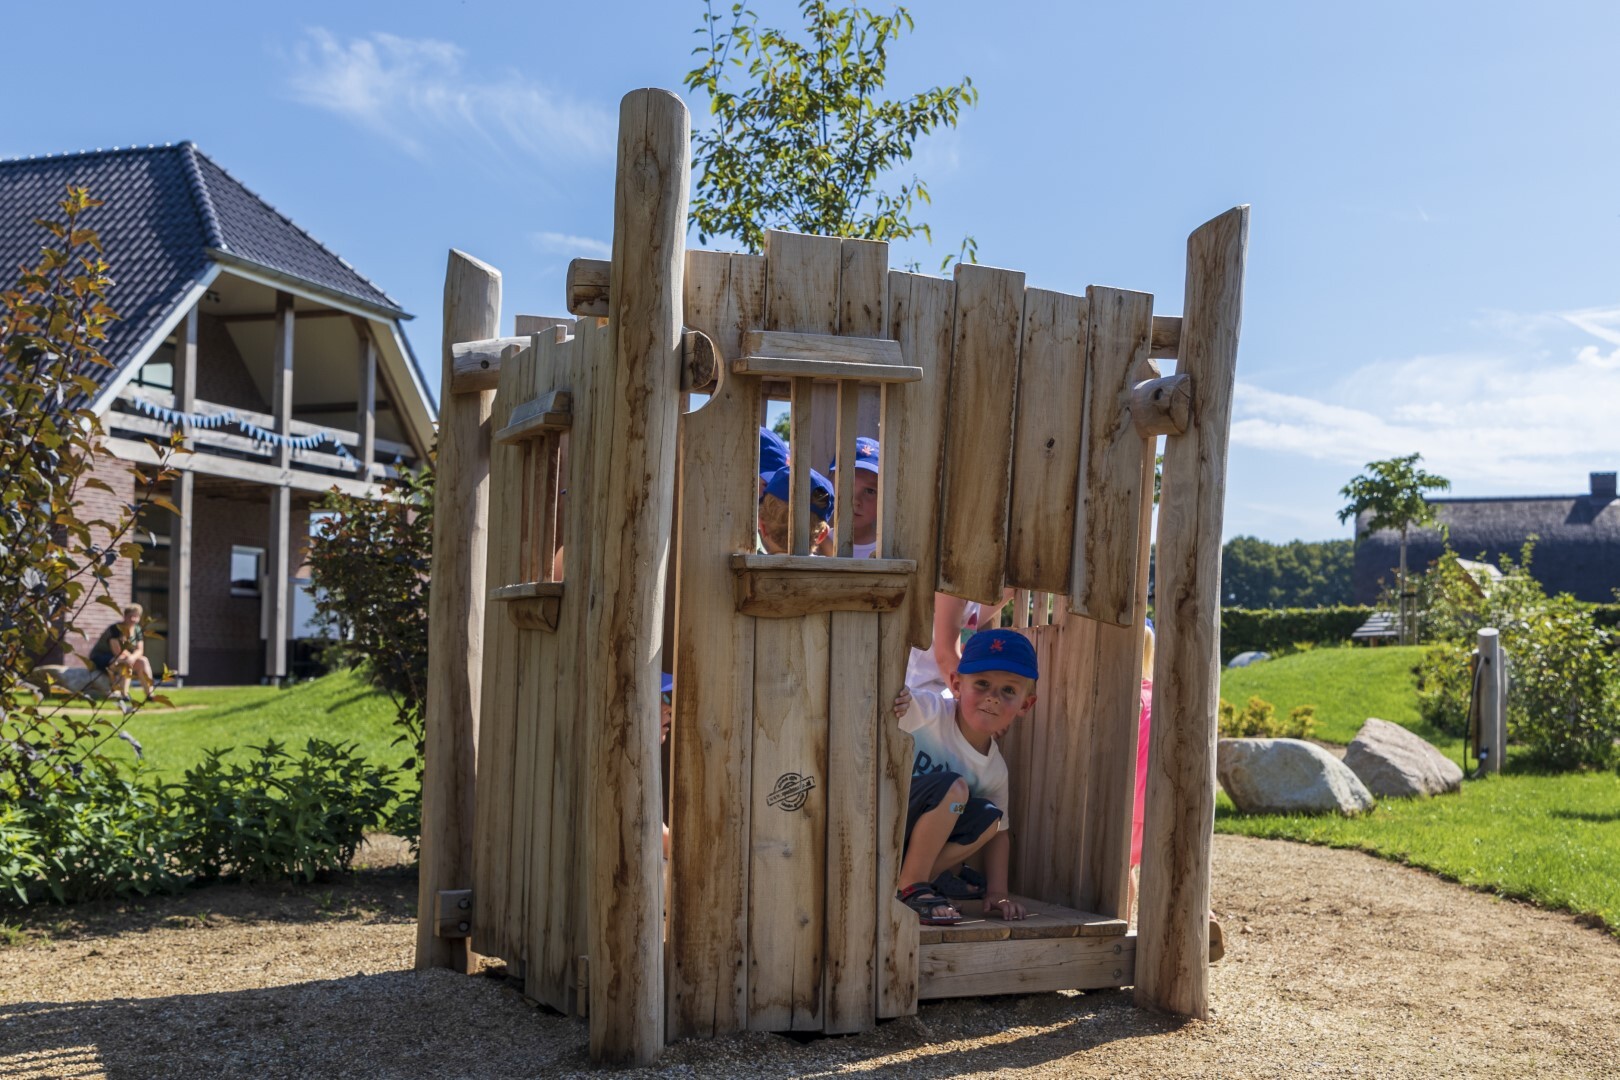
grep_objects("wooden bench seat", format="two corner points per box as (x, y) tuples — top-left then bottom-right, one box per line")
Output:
(917, 896), (1134, 1000)
(918, 895), (1128, 944)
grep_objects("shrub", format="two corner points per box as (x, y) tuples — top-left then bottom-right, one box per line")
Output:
(1219, 607), (1374, 662)
(166, 739), (397, 883)
(0, 766), (183, 905)
(1219, 696), (1317, 740)
(1415, 639), (1474, 736)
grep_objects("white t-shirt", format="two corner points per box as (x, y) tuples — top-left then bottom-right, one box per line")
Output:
(903, 601), (982, 698)
(853, 539), (877, 559)
(900, 687), (1011, 831)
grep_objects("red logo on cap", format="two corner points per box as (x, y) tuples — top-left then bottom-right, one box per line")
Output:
(990, 638), (1004, 652)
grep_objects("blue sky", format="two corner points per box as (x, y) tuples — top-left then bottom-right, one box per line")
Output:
(8, 1), (1619, 542)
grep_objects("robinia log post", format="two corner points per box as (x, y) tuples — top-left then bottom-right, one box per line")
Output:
(584, 88), (689, 1066)
(1477, 627), (1505, 774)
(1136, 206), (1248, 1019)
(415, 250), (500, 973)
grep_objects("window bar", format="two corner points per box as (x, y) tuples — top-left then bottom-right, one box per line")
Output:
(834, 380), (859, 557)
(1013, 588), (1031, 629)
(789, 377), (814, 555)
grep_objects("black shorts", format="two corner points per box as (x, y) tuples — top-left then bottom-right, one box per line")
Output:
(904, 770), (1002, 855)
(90, 652), (114, 672)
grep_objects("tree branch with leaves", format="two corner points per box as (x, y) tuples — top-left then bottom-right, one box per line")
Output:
(1338, 453), (1450, 643)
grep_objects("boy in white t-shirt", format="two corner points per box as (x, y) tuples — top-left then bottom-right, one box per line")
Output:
(891, 629), (1038, 925)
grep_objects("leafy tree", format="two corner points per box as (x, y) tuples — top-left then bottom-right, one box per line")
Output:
(1222, 537), (1353, 608)
(306, 463), (433, 841)
(685, 0), (978, 264)
(0, 187), (177, 799)
(1338, 453), (1450, 642)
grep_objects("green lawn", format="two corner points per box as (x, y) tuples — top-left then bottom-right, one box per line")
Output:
(1219, 644), (1462, 754)
(1216, 773), (1620, 936)
(1215, 644), (1619, 936)
(92, 668), (405, 779)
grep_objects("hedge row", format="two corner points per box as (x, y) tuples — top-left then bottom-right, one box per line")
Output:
(1219, 606), (1375, 662)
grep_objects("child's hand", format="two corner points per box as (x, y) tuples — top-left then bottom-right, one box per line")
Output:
(984, 896), (1026, 920)
(893, 687), (912, 719)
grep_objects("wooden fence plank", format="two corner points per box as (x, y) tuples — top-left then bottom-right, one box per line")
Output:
(1070, 286), (1153, 626)
(1137, 206), (1248, 1021)
(937, 264), (1025, 603)
(418, 249), (498, 974)
(882, 272), (957, 650)
(1006, 288), (1088, 593)
(873, 609), (919, 1018)
(667, 250), (765, 1039)
(823, 610), (879, 1033)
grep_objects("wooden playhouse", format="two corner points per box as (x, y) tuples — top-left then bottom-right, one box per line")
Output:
(415, 88), (1246, 1066)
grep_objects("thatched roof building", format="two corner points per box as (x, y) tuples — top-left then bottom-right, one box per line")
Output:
(1353, 471), (1620, 603)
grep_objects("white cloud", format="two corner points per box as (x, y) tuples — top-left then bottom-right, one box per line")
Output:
(284, 29), (613, 163)
(1231, 316), (1620, 493)
(532, 231), (611, 259)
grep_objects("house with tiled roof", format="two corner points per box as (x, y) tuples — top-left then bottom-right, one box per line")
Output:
(1, 143), (435, 683)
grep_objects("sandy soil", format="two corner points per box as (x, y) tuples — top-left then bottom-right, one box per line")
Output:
(3, 833), (1617, 1079)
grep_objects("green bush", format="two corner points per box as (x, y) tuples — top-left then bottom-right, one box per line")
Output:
(1218, 696), (1318, 739)
(1220, 607), (1374, 662)
(0, 767), (184, 905)
(1415, 639), (1474, 736)
(166, 739), (397, 883)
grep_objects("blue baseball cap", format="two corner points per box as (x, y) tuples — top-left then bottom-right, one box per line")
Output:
(762, 466), (835, 523)
(661, 672), (674, 695)
(759, 427), (789, 477)
(957, 629), (1039, 681)
(828, 436), (880, 476)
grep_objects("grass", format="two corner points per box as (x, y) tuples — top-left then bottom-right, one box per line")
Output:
(1219, 644), (1463, 755)
(89, 667), (405, 779)
(1215, 643), (1620, 936)
(1215, 772), (1620, 936)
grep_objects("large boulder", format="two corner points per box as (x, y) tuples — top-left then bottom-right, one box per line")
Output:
(1217, 738), (1375, 816)
(24, 664), (112, 700)
(1343, 717), (1463, 798)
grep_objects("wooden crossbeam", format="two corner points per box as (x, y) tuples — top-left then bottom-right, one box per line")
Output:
(493, 389), (572, 445)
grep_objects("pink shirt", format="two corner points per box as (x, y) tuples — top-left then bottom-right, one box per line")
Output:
(1131, 678), (1152, 868)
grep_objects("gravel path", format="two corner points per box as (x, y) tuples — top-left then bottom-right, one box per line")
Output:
(3, 834), (1618, 1079)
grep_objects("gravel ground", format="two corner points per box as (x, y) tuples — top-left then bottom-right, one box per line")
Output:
(3, 833), (1618, 1079)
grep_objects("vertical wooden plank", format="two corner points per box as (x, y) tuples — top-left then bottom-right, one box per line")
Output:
(874, 610), (918, 1017)
(585, 88), (688, 1066)
(882, 272), (957, 649)
(1012, 589), (1030, 629)
(472, 341), (527, 971)
(789, 378), (815, 555)
(823, 611), (878, 1033)
(1070, 286), (1154, 626)
(844, 236), (885, 447)
(937, 264), (1025, 604)
(1137, 206), (1248, 1020)
(418, 249), (498, 973)
(834, 383), (859, 556)
(264, 291), (295, 683)
(357, 324), (377, 474)
(668, 251), (764, 1039)
(1006, 288), (1088, 593)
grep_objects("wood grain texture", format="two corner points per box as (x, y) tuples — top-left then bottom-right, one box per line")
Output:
(1136, 206), (1248, 1021)
(567, 257), (611, 317)
(937, 264), (1025, 604)
(874, 610), (919, 1017)
(882, 272), (957, 650)
(917, 895), (1128, 944)
(732, 354), (922, 383)
(585, 88), (689, 1066)
(745, 329), (903, 366)
(1150, 315), (1181, 359)
(732, 565), (911, 617)
(667, 250), (765, 1040)
(1070, 286), (1154, 626)
(1130, 372), (1191, 437)
(918, 934), (1135, 999)
(450, 335), (533, 393)
(418, 249), (499, 973)
(1006, 287), (1088, 593)
(823, 611), (879, 1033)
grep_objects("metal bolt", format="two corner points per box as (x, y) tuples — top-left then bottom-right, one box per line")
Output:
(458, 897), (471, 910)
(458, 921), (471, 933)
(1113, 943), (1122, 955)
(1113, 968), (1123, 979)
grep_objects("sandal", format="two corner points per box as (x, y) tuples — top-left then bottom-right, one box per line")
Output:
(932, 865), (987, 901)
(898, 883), (961, 926)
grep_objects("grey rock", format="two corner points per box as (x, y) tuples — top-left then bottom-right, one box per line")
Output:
(1228, 650), (1271, 668)
(1344, 717), (1464, 798)
(24, 663), (112, 700)
(1217, 737), (1375, 816)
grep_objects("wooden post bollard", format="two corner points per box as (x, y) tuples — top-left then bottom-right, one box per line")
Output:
(1477, 628), (1504, 774)
(415, 250), (500, 973)
(585, 88), (689, 1066)
(1136, 206), (1248, 1020)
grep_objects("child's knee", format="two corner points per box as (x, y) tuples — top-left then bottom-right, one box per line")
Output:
(946, 776), (970, 806)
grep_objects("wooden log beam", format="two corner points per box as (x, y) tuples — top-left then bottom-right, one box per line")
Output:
(567, 257), (611, 317)
(1131, 372), (1192, 437)
(1150, 315), (1181, 359)
(168, 303), (197, 682)
(681, 328), (719, 393)
(1135, 206), (1248, 1020)
(417, 249), (500, 975)
(585, 88), (688, 1067)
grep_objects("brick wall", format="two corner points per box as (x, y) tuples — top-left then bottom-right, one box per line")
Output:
(195, 313), (268, 412)
(56, 447), (138, 665)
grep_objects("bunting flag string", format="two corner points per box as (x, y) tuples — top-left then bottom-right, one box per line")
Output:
(127, 395), (356, 463)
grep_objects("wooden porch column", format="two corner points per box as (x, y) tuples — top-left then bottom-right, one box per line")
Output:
(1136, 206), (1248, 1019)
(357, 320), (377, 475)
(265, 291), (294, 683)
(416, 251), (499, 973)
(584, 88), (688, 1067)
(167, 303), (197, 683)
